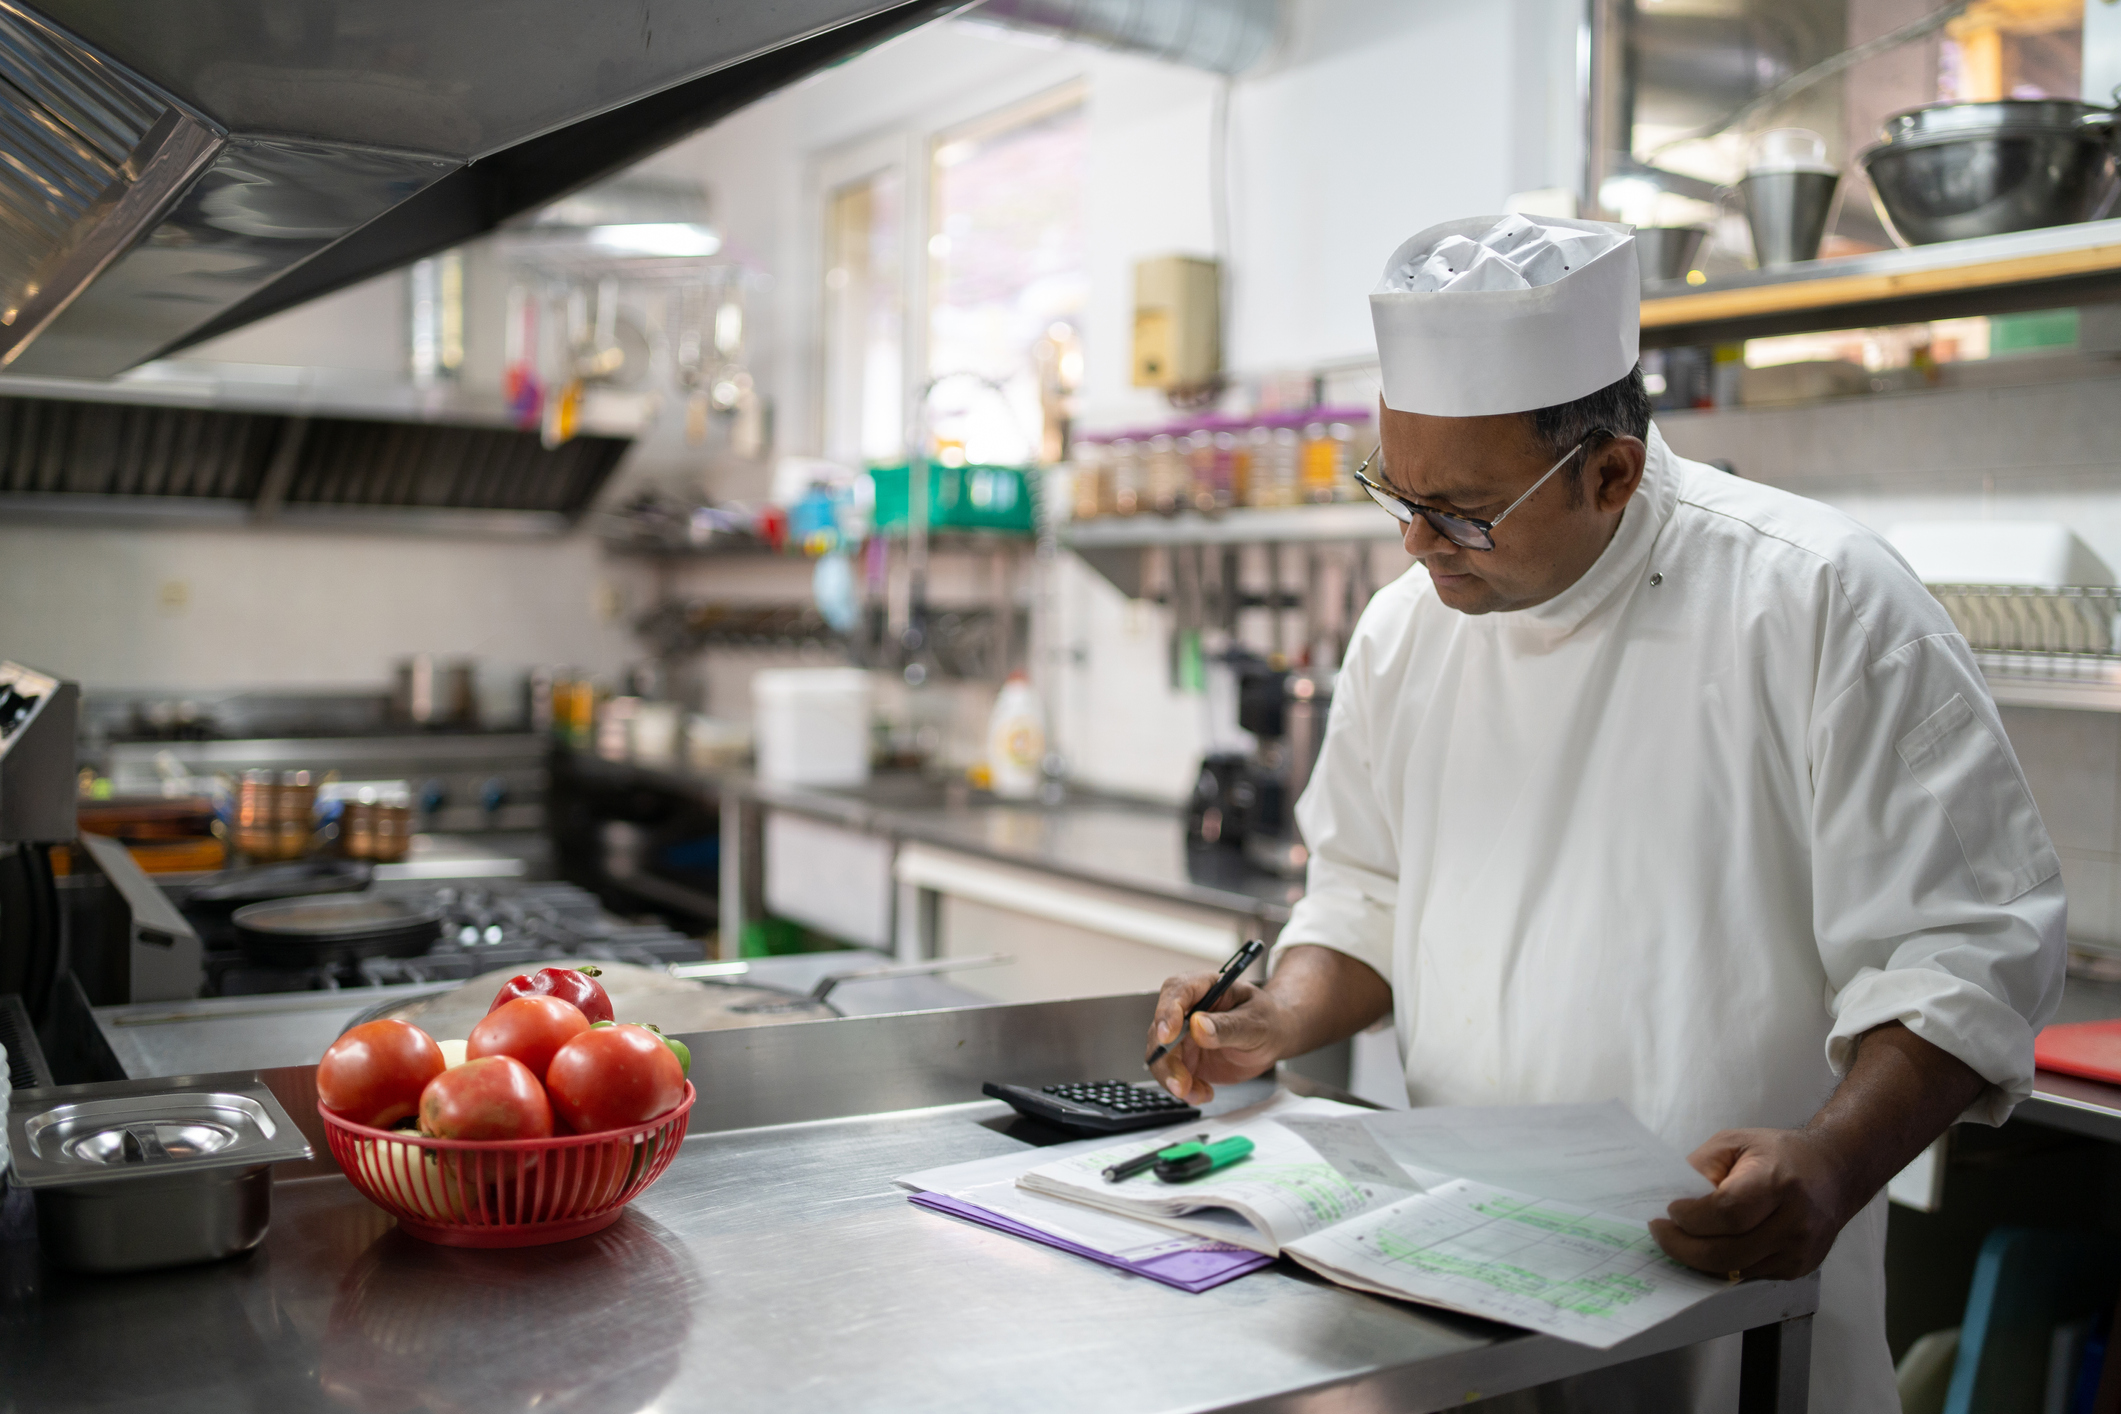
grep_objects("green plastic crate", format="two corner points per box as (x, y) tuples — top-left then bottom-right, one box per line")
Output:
(868, 461), (1037, 536)
(1988, 307), (2078, 356)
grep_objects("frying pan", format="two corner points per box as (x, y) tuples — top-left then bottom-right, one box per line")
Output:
(232, 892), (442, 969)
(183, 858), (374, 922)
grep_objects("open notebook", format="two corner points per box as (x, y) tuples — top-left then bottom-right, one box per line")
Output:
(1016, 1096), (1733, 1348)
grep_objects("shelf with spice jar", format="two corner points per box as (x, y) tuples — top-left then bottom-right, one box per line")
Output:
(1065, 407), (1373, 524)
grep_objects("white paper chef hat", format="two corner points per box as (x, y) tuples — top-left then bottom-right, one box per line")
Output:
(1370, 214), (1639, 417)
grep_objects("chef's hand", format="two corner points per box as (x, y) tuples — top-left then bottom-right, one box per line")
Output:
(1650, 1022), (1987, 1282)
(1648, 1128), (1856, 1281)
(1146, 972), (1291, 1105)
(1145, 946), (1392, 1106)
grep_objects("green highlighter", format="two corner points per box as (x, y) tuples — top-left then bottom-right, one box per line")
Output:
(1101, 1134), (1256, 1184)
(1153, 1135), (1254, 1182)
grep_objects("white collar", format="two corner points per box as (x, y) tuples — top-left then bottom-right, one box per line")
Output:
(1504, 422), (1680, 644)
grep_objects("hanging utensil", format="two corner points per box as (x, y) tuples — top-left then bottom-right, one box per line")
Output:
(674, 283), (710, 444)
(575, 276), (627, 380)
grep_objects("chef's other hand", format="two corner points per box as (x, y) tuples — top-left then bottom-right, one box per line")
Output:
(1648, 1128), (1855, 1282)
(1146, 972), (1287, 1105)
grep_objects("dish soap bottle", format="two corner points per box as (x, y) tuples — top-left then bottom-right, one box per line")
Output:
(986, 672), (1045, 800)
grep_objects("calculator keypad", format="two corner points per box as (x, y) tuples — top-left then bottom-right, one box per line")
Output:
(1041, 1081), (1190, 1116)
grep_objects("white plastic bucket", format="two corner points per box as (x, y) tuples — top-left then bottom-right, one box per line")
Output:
(752, 668), (873, 787)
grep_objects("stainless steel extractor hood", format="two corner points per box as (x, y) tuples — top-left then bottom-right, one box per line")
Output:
(0, 0), (958, 379)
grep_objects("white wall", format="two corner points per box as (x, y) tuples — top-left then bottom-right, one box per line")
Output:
(0, 521), (647, 715)
(1220, 0), (1578, 381)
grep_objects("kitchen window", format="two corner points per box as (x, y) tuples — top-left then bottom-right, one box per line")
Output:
(925, 86), (1087, 467)
(822, 168), (908, 467)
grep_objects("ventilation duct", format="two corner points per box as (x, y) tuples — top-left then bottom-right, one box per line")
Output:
(0, 391), (628, 529)
(962, 0), (1281, 75)
(0, 0), (958, 379)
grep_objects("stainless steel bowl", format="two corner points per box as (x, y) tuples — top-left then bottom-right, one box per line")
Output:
(1858, 99), (2119, 245)
(1634, 227), (1709, 285)
(6, 1077), (311, 1273)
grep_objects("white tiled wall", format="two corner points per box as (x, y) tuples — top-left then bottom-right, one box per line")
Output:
(1662, 362), (2121, 946)
(2003, 706), (2121, 945)
(0, 521), (649, 718)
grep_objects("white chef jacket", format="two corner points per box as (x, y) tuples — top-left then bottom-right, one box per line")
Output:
(1276, 424), (2065, 1412)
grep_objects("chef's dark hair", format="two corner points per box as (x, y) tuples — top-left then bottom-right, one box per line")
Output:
(1526, 363), (1652, 502)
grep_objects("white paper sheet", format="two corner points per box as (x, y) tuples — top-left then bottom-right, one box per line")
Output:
(1276, 1114), (1419, 1193)
(1284, 1178), (1731, 1348)
(1350, 1101), (1713, 1222)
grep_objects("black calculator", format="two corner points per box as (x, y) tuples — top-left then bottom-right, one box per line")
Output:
(982, 1080), (1201, 1134)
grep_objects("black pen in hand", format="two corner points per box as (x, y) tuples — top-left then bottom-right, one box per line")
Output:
(1144, 938), (1266, 1068)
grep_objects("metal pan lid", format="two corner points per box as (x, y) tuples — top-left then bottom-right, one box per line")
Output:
(185, 858), (374, 911)
(6, 1077), (312, 1188)
(232, 891), (442, 944)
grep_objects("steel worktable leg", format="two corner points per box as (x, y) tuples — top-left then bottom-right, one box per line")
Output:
(1738, 1315), (1812, 1414)
(895, 880), (939, 961)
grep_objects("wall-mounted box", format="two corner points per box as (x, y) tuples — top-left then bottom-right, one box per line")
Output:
(1131, 256), (1220, 389)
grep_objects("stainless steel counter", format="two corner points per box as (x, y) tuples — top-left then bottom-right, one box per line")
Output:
(3, 996), (1817, 1413)
(91, 950), (994, 1079)
(748, 774), (1307, 925)
(563, 754), (1304, 929)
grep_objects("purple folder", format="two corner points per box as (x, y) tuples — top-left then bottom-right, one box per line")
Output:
(909, 1191), (1272, 1293)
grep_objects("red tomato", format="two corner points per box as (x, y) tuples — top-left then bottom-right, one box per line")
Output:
(545, 1024), (685, 1133)
(488, 965), (613, 1024)
(467, 996), (589, 1078)
(319, 1020), (445, 1128)
(418, 1056), (553, 1141)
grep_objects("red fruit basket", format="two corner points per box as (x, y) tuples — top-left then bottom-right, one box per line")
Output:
(321, 1083), (694, 1248)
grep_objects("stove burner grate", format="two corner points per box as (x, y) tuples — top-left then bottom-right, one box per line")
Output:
(192, 879), (704, 995)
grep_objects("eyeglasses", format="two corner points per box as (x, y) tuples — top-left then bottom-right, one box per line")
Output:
(1351, 430), (1606, 551)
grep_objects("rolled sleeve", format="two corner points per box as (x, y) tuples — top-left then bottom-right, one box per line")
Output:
(1272, 636), (1400, 989)
(1277, 852), (1398, 985)
(1811, 632), (2067, 1124)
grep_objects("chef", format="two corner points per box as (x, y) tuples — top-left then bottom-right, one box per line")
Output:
(1146, 213), (2064, 1410)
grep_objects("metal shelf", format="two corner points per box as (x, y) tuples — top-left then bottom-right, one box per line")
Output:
(1641, 217), (2121, 348)
(1061, 502), (1400, 549)
(603, 528), (1031, 559)
(1985, 672), (2121, 713)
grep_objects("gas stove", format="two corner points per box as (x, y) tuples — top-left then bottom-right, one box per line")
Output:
(196, 880), (703, 996)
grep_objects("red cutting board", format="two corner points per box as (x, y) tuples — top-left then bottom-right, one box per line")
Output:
(2035, 1019), (2121, 1085)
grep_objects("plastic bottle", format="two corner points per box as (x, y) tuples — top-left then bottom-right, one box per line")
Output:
(1327, 422), (1356, 500)
(1110, 437), (1141, 516)
(1300, 422), (1337, 503)
(1146, 433), (1183, 515)
(1183, 430), (1218, 512)
(1243, 426), (1273, 506)
(986, 672), (1046, 800)
(1270, 425), (1301, 506)
(1215, 430), (1247, 507)
(1071, 442), (1107, 521)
